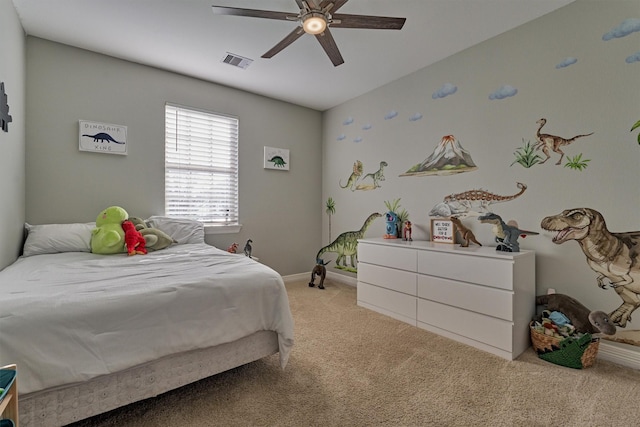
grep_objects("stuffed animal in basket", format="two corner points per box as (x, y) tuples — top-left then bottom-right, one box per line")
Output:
(536, 293), (616, 335)
(122, 220), (147, 255)
(91, 206), (129, 254)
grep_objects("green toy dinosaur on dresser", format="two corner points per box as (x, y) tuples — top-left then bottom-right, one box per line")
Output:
(315, 212), (382, 271)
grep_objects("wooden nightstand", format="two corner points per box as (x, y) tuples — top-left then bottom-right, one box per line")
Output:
(0, 365), (18, 427)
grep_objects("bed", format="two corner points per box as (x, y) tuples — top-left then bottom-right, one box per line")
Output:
(0, 217), (294, 426)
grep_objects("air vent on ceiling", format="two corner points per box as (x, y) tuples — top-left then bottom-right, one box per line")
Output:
(222, 53), (253, 69)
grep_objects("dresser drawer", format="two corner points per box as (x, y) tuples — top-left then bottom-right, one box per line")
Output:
(417, 251), (514, 291)
(358, 262), (417, 295)
(417, 299), (513, 352)
(358, 282), (416, 323)
(417, 275), (513, 321)
(358, 242), (417, 271)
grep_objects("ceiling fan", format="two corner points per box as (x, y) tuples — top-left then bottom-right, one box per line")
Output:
(211, 0), (406, 67)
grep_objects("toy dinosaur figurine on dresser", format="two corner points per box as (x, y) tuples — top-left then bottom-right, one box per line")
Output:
(478, 212), (538, 252)
(450, 217), (481, 247)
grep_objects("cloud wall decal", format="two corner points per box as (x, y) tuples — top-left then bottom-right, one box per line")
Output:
(626, 51), (640, 63)
(432, 83), (458, 99)
(384, 110), (398, 120)
(489, 85), (518, 100)
(556, 57), (578, 68)
(603, 18), (640, 40)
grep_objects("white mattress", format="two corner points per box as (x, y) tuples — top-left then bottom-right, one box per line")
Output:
(0, 243), (294, 394)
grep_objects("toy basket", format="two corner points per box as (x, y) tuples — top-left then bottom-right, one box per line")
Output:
(529, 321), (599, 369)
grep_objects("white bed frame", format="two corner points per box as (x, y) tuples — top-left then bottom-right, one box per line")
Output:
(19, 330), (279, 426)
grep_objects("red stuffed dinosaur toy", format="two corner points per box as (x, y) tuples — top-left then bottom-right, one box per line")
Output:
(122, 220), (147, 256)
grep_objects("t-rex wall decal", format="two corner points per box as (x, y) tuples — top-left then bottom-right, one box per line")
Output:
(541, 208), (640, 328)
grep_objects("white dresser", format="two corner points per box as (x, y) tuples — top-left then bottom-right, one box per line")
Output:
(357, 238), (535, 360)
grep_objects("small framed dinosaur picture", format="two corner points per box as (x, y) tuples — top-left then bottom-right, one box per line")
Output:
(430, 218), (456, 244)
(264, 146), (289, 170)
(79, 120), (128, 155)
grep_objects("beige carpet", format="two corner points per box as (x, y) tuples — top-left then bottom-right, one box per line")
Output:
(70, 279), (640, 427)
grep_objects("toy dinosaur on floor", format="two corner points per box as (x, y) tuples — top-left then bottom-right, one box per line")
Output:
(309, 259), (331, 290)
(478, 212), (538, 252)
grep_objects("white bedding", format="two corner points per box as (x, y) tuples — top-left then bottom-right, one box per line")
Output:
(0, 243), (294, 394)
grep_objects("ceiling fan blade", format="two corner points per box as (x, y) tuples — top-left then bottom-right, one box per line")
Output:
(211, 6), (294, 21)
(331, 13), (406, 30)
(319, 0), (349, 13)
(315, 28), (344, 66)
(262, 27), (306, 59)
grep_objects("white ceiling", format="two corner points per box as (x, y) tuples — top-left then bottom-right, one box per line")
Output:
(11, 0), (574, 111)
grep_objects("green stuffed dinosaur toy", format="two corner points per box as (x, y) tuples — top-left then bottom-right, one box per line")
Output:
(91, 206), (128, 254)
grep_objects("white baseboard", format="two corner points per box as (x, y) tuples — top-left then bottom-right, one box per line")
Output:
(598, 341), (640, 369)
(282, 271), (356, 286)
(282, 272), (309, 283)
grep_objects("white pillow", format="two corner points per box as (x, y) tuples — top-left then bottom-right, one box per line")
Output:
(23, 222), (95, 256)
(146, 216), (205, 244)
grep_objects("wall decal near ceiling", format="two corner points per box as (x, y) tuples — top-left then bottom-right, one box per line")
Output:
(315, 212), (382, 273)
(603, 18), (640, 64)
(409, 113), (423, 122)
(343, 117), (354, 126)
(541, 207), (640, 347)
(339, 160), (388, 191)
(432, 83), (458, 99)
(384, 110), (398, 120)
(264, 146), (289, 170)
(556, 57), (578, 69)
(0, 82), (13, 133)
(489, 85), (518, 100)
(400, 134), (477, 177)
(429, 182), (527, 219)
(602, 18), (640, 41)
(625, 51), (640, 64)
(79, 120), (127, 155)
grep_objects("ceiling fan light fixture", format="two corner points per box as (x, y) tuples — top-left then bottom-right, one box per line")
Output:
(302, 13), (327, 35)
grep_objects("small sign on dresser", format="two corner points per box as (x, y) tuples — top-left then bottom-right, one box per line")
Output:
(430, 218), (456, 244)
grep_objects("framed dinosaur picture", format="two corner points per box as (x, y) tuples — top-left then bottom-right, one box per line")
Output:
(431, 218), (456, 244)
(264, 146), (289, 171)
(79, 120), (128, 155)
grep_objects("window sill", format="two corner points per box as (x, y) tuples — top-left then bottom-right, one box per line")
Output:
(204, 224), (242, 235)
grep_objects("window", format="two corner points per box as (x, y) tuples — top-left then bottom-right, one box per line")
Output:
(165, 103), (239, 228)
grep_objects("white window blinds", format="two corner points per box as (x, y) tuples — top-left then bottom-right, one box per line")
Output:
(165, 103), (239, 225)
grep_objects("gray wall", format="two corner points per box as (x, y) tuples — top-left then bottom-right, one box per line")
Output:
(25, 38), (322, 276)
(0, 1), (26, 270)
(322, 1), (640, 328)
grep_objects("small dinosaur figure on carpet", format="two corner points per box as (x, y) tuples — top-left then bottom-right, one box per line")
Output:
(309, 259), (331, 290)
(478, 212), (538, 252)
(450, 217), (481, 247)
